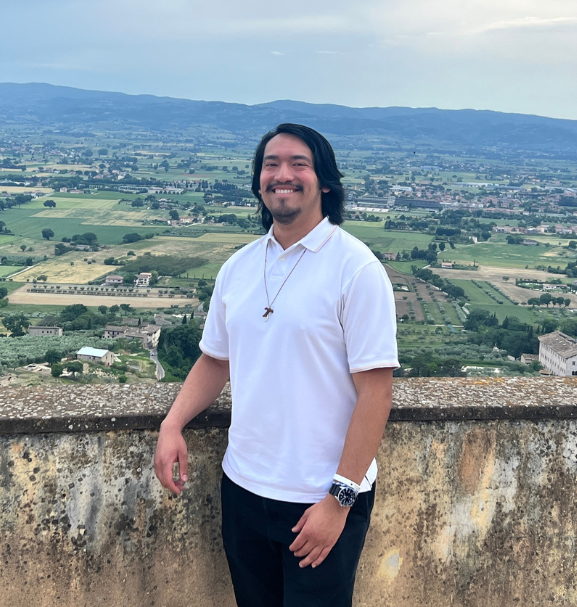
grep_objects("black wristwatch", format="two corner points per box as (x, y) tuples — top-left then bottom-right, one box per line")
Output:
(329, 481), (358, 507)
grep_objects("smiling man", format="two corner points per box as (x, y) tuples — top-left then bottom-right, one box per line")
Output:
(155, 123), (399, 607)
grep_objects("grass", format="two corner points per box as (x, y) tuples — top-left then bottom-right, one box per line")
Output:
(386, 260), (428, 273)
(0, 266), (21, 277)
(449, 279), (500, 305)
(438, 236), (573, 269)
(464, 303), (537, 324)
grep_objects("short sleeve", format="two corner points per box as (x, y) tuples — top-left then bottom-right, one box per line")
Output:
(341, 260), (399, 373)
(199, 269), (230, 360)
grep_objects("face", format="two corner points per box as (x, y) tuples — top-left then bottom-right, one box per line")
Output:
(259, 133), (330, 227)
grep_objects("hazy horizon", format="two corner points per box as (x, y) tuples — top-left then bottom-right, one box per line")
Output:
(2, 0), (576, 121)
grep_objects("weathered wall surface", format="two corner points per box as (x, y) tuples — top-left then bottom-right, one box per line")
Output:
(1, 378), (577, 606)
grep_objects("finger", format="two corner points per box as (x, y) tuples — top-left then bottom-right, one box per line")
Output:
(293, 540), (313, 558)
(178, 448), (188, 483)
(291, 511), (308, 534)
(311, 547), (331, 569)
(299, 546), (323, 569)
(162, 461), (181, 495)
(289, 532), (309, 553)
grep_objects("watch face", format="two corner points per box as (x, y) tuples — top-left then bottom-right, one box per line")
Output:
(338, 486), (357, 507)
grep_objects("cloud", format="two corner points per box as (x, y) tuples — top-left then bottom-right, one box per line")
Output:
(476, 16), (577, 34)
(271, 51), (286, 56)
(317, 50), (339, 54)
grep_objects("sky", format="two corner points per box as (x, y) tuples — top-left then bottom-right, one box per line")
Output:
(2, 0), (577, 120)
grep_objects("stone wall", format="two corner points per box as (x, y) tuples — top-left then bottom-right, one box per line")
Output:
(1, 378), (577, 606)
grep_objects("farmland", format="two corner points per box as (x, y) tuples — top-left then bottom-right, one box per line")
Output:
(1, 127), (577, 382)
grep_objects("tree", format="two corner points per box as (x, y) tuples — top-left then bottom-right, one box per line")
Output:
(539, 293), (553, 307)
(118, 375), (127, 384)
(565, 298), (571, 307)
(45, 350), (62, 366)
(54, 243), (70, 256)
(43, 200), (56, 209)
(42, 228), (55, 240)
(169, 210), (180, 221)
(51, 363), (64, 378)
(36, 274), (48, 282)
(0, 287), (7, 299)
(109, 305), (120, 314)
(182, 314), (187, 325)
(3, 314), (30, 336)
(120, 303), (131, 312)
(66, 361), (83, 376)
(569, 241), (577, 250)
(439, 242), (445, 252)
(527, 297), (541, 307)
(25, 257), (33, 266)
(98, 148), (108, 156)
(122, 233), (144, 244)
(20, 244), (27, 252)
(98, 305), (108, 315)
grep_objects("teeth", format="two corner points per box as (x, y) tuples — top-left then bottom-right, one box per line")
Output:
(275, 189), (295, 194)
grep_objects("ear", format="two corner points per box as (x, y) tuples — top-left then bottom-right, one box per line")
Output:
(321, 187), (331, 193)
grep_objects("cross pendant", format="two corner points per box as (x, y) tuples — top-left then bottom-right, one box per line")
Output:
(263, 307), (274, 321)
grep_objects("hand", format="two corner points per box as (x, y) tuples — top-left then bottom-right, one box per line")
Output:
(154, 422), (188, 495)
(289, 495), (349, 568)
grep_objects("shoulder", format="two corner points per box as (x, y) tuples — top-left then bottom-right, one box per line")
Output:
(325, 226), (383, 275)
(218, 236), (265, 277)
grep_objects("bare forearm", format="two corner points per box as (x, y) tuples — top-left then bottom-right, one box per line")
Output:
(336, 368), (393, 485)
(162, 353), (229, 431)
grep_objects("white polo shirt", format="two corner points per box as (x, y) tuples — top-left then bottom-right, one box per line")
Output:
(199, 217), (399, 503)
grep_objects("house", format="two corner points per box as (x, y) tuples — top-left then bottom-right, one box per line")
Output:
(104, 275), (124, 286)
(103, 325), (126, 339)
(382, 252), (396, 261)
(76, 347), (114, 367)
(123, 326), (161, 349)
(441, 262), (454, 269)
(103, 324), (161, 348)
(28, 326), (63, 337)
(520, 354), (539, 365)
(135, 273), (152, 288)
(538, 332), (577, 376)
(522, 239), (539, 246)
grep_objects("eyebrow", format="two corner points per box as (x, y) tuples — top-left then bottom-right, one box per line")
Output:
(263, 154), (312, 163)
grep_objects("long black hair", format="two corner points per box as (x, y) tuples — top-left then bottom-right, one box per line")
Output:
(251, 123), (345, 230)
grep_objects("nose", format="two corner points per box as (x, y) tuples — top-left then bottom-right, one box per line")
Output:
(275, 161), (294, 183)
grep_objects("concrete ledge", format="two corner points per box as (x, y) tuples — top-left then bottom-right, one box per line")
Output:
(2, 377), (577, 606)
(1, 377), (576, 434)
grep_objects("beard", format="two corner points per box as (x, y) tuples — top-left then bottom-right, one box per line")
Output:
(268, 203), (302, 225)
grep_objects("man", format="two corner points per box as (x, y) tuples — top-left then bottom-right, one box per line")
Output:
(155, 123), (398, 606)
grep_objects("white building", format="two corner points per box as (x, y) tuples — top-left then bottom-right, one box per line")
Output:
(104, 275), (124, 286)
(76, 347), (115, 367)
(135, 273), (152, 288)
(538, 332), (577, 376)
(28, 326), (62, 337)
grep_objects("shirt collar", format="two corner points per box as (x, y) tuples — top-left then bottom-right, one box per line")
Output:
(260, 217), (338, 253)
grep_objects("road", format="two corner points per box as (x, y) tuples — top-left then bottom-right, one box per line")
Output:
(150, 348), (165, 381)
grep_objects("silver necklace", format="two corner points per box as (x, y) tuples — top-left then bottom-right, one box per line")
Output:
(263, 241), (306, 321)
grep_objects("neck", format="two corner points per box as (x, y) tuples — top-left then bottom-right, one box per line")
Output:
(272, 213), (324, 249)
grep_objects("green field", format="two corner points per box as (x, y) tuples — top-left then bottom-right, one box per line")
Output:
(438, 236), (572, 269)
(0, 266), (21, 278)
(342, 224), (434, 251)
(464, 303), (538, 324)
(449, 279), (500, 305)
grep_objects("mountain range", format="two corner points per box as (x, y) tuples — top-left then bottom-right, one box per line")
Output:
(1, 82), (576, 155)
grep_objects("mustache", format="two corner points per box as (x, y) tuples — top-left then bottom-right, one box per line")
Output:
(265, 183), (303, 192)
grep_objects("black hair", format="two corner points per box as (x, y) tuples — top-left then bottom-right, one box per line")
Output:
(251, 123), (345, 230)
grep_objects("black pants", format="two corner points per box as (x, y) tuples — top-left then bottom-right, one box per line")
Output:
(221, 473), (375, 607)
